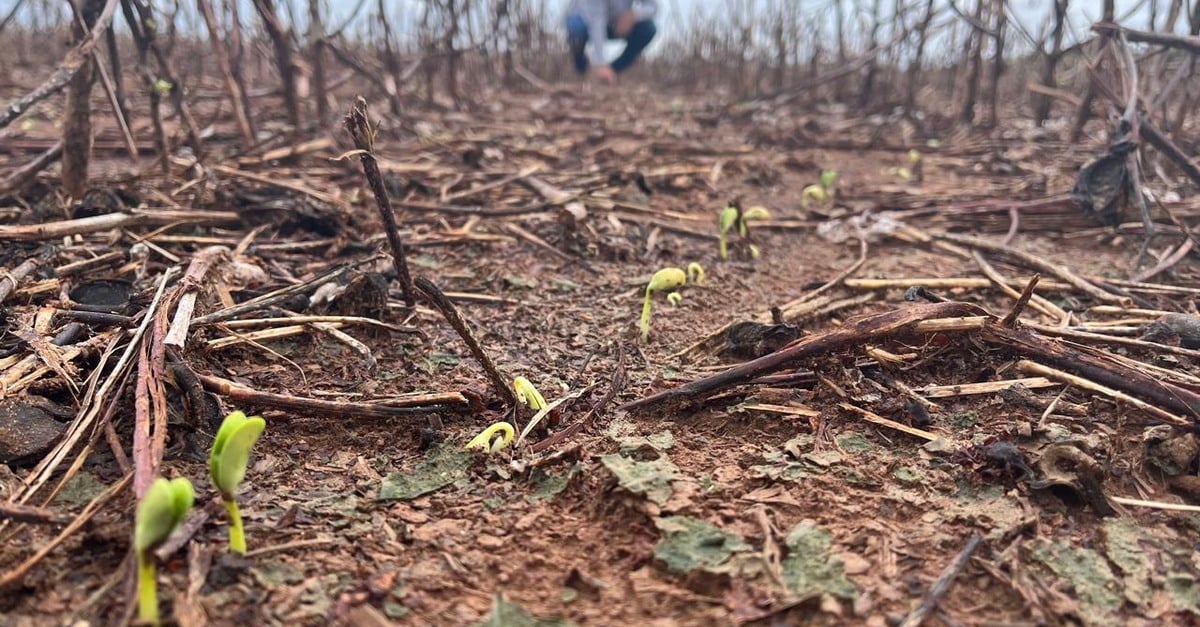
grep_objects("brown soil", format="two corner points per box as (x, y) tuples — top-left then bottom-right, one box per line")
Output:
(2, 84), (1199, 627)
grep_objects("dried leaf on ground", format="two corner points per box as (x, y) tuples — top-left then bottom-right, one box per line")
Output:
(601, 453), (679, 506)
(780, 521), (857, 600)
(378, 446), (473, 501)
(653, 515), (752, 575)
(476, 594), (574, 627)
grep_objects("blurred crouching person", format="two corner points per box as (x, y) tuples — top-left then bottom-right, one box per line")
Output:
(566, 0), (658, 84)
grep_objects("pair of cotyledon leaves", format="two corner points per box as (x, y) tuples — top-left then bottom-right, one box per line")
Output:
(134, 411), (265, 553)
(209, 411), (267, 502)
(134, 477), (194, 554)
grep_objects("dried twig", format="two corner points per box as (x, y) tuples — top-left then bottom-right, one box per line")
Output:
(530, 343), (627, 453)
(0, 140), (63, 195)
(198, 373), (468, 416)
(0, 0), (119, 130)
(413, 277), (518, 409)
(0, 254), (49, 306)
(838, 402), (941, 442)
(344, 98), (416, 307)
(0, 209), (239, 242)
(623, 302), (984, 411)
(625, 299), (1200, 426)
(899, 534), (983, 627)
(164, 246), (229, 349)
(1015, 360), (1188, 426)
(133, 272), (176, 497)
(999, 274), (1040, 328)
(0, 502), (71, 525)
(937, 232), (1125, 304)
(191, 262), (366, 326)
(1092, 21), (1200, 55)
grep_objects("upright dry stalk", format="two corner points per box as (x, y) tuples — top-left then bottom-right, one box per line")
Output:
(733, 1), (752, 97)
(1034, 0), (1069, 122)
(906, 0), (937, 113)
(835, 0), (848, 100)
(122, 0), (205, 167)
(103, 17), (126, 120)
(308, 0), (330, 123)
(959, 0), (987, 125)
(343, 98), (416, 307)
(62, 0), (106, 199)
(1070, 0), (1116, 141)
(808, 20), (823, 79)
(198, 0), (255, 145)
(252, 0), (301, 129)
(985, 0), (1007, 128)
(494, 0), (514, 84)
(1170, 1), (1199, 133)
(442, 0), (461, 104)
(858, 0), (884, 109)
(377, 0), (405, 114)
(227, 0), (255, 128)
(771, 2), (787, 92)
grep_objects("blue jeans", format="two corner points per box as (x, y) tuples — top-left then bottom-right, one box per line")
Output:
(566, 14), (657, 74)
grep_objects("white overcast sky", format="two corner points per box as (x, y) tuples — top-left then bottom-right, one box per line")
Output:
(2, 0), (1182, 52)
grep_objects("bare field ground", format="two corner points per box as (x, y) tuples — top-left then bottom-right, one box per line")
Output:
(2, 79), (1200, 627)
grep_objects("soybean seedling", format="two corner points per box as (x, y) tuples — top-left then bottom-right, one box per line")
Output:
(887, 151), (923, 183)
(513, 376), (546, 411)
(640, 267), (687, 342)
(466, 421), (515, 453)
(739, 207), (770, 258)
(908, 149), (924, 183)
(718, 205), (739, 260)
(209, 410), (266, 554)
(135, 476), (195, 625)
(718, 204), (771, 260)
(802, 169), (838, 208)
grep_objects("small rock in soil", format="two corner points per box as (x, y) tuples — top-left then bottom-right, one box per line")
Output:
(0, 397), (72, 466)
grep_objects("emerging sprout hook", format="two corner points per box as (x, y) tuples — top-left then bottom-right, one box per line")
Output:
(466, 422), (516, 453)
(513, 376), (547, 411)
(640, 267), (687, 342)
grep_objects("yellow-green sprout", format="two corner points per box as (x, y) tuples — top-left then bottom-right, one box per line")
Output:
(209, 411), (266, 554)
(820, 169), (838, 190)
(465, 421), (515, 453)
(513, 376), (546, 411)
(801, 184), (827, 207)
(888, 153), (922, 182)
(718, 205), (739, 260)
(720, 205), (771, 259)
(687, 262), (705, 285)
(640, 267), (687, 342)
(802, 170), (839, 209)
(738, 206), (771, 237)
(908, 149), (923, 182)
(135, 476), (195, 625)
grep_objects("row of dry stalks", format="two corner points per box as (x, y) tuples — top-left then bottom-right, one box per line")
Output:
(0, 0), (1198, 201)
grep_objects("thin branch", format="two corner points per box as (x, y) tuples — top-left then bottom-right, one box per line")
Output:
(0, 0), (120, 130)
(1093, 21), (1200, 54)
